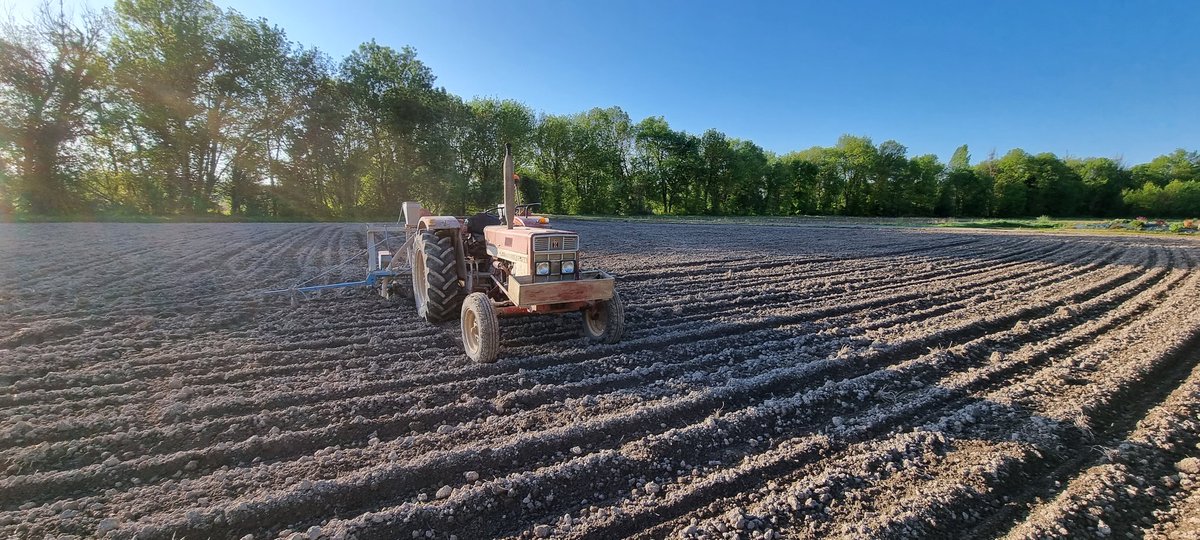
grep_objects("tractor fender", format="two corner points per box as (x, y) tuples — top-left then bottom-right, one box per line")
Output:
(418, 216), (462, 231)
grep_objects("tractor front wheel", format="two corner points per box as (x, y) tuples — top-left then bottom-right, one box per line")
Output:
(410, 229), (464, 322)
(461, 292), (499, 363)
(582, 290), (625, 344)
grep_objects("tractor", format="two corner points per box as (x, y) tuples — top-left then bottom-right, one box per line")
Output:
(391, 144), (624, 362)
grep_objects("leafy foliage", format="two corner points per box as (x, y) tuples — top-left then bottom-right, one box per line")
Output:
(0, 1), (1196, 220)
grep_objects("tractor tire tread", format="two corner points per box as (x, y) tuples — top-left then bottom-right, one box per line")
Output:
(417, 230), (464, 322)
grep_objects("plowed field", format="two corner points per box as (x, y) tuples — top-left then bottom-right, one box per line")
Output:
(2, 221), (1200, 540)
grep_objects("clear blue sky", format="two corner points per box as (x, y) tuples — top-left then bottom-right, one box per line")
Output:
(6, 0), (1198, 164)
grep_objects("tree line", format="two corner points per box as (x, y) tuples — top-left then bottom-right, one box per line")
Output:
(2, 0), (1198, 220)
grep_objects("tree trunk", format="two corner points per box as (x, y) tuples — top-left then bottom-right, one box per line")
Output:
(18, 131), (67, 215)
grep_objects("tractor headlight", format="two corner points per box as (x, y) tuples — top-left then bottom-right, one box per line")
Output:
(535, 262), (551, 276)
(561, 260), (575, 274)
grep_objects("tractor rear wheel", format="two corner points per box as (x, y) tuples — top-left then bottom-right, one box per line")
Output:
(461, 292), (499, 363)
(410, 229), (464, 323)
(582, 290), (625, 344)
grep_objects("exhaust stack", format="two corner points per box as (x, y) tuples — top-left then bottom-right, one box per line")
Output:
(503, 143), (515, 229)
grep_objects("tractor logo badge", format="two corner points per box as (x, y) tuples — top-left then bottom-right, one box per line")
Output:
(550, 238), (561, 250)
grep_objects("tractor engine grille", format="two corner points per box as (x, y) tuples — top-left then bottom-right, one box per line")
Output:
(534, 235), (578, 252)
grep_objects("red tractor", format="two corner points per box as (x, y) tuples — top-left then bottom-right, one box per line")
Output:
(392, 145), (624, 362)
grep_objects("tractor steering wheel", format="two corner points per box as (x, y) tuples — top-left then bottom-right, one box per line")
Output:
(514, 202), (541, 217)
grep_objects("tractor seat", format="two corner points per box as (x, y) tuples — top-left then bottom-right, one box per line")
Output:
(466, 212), (502, 234)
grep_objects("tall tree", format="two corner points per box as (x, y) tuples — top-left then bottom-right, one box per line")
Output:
(987, 150), (1033, 217)
(698, 129), (732, 214)
(728, 139), (768, 214)
(0, 2), (106, 214)
(904, 154), (943, 216)
(533, 114), (573, 213)
(566, 107), (630, 214)
(949, 144), (970, 171)
(109, 0), (227, 213)
(1131, 149), (1200, 187)
(1070, 157), (1130, 217)
(459, 98), (534, 212)
(340, 41), (441, 215)
(832, 135), (877, 215)
(633, 116), (697, 215)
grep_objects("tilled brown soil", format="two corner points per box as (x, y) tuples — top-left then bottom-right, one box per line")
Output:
(2, 220), (1200, 540)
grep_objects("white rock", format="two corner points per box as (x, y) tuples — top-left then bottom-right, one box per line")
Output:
(644, 482), (661, 495)
(534, 524), (552, 538)
(97, 517), (119, 534)
(435, 485), (453, 499)
(307, 525), (323, 539)
(570, 446), (583, 455)
(464, 471), (480, 482)
(1176, 457), (1200, 475)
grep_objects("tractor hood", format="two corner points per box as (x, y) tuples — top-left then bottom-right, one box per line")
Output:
(483, 225), (578, 254)
(484, 225), (581, 276)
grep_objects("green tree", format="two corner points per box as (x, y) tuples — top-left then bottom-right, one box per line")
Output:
(986, 149), (1033, 217)
(459, 98), (534, 212)
(904, 154), (943, 216)
(870, 140), (909, 215)
(1027, 152), (1083, 216)
(940, 145), (992, 216)
(776, 152), (821, 215)
(632, 116), (697, 215)
(697, 129), (732, 213)
(565, 107), (630, 214)
(533, 113), (574, 213)
(340, 41), (442, 215)
(831, 135), (877, 215)
(0, 2), (106, 214)
(949, 144), (970, 171)
(1131, 149), (1200, 187)
(109, 0), (228, 213)
(728, 139), (769, 214)
(279, 51), (360, 218)
(1124, 180), (1200, 217)
(1069, 157), (1130, 217)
